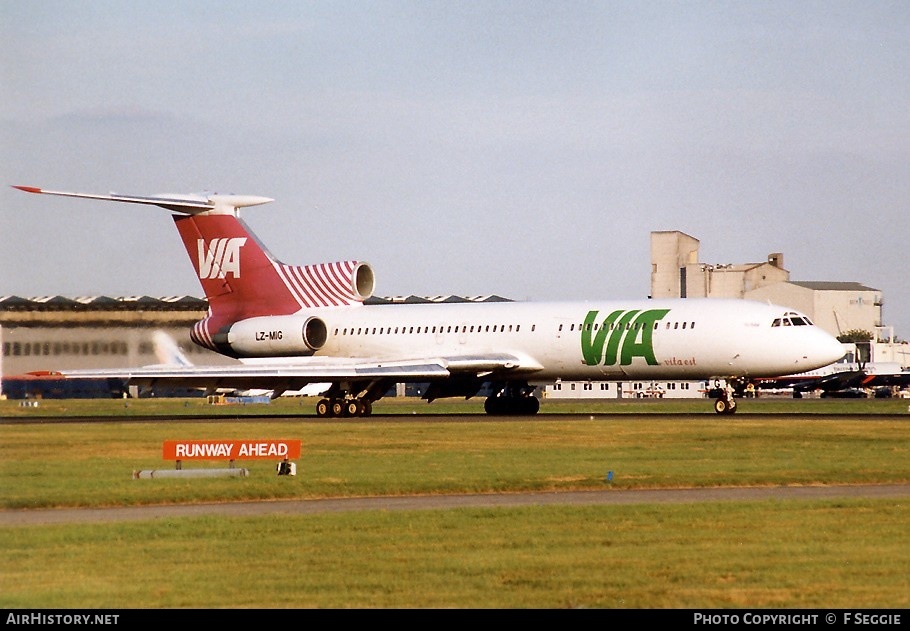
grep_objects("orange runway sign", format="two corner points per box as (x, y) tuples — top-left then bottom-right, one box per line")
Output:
(163, 439), (301, 461)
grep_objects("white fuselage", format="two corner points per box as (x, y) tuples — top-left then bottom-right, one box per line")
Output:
(230, 298), (845, 382)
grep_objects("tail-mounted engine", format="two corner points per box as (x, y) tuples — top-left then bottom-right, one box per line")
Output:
(194, 315), (329, 358)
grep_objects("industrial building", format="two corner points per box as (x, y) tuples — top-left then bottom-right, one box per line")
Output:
(649, 231), (895, 344)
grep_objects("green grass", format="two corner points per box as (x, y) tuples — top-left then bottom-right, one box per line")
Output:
(1, 398), (909, 608)
(3, 415), (909, 509)
(2, 500), (907, 608)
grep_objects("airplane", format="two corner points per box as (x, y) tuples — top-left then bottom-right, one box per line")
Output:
(12, 185), (846, 416)
(753, 360), (910, 397)
(151, 329), (193, 367)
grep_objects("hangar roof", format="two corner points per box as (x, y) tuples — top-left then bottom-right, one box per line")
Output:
(0, 294), (511, 312)
(789, 281), (879, 292)
(0, 295), (207, 312)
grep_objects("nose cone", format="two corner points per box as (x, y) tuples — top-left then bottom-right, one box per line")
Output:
(811, 330), (847, 369)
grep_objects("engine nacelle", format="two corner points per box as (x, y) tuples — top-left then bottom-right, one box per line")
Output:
(215, 315), (328, 357)
(351, 261), (375, 301)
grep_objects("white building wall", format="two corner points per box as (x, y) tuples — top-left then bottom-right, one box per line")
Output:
(822, 290), (882, 337)
(746, 283), (815, 317)
(2, 325), (235, 375)
(543, 380), (708, 399)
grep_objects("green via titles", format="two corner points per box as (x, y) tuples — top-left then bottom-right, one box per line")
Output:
(581, 309), (671, 366)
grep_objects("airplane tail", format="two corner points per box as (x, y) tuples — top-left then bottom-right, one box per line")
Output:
(174, 213), (373, 311)
(11, 186), (375, 354)
(173, 212), (374, 342)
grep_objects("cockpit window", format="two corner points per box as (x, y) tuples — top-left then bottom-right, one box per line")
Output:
(771, 312), (814, 327)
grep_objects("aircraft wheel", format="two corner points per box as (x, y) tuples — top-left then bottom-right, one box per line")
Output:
(344, 399), (362, 417)
(484, 397), (501, 415)
(331, 400), (345, 417)
(522, 397), (540, 414)
(316, 399), (332, 418)
(361, 400), (373, 417)
(714, 398), (728, 414)
(726, 399), (737, 414)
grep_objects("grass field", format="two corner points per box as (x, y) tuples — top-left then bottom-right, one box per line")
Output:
(1, 396), (909, 608)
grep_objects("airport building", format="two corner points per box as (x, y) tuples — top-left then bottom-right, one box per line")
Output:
(649, 231), (894, 344)
(0, 295), (229, 375)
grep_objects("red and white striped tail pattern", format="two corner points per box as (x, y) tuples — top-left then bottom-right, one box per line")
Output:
(277, 260), (364, 308)
(191, 320), (216, 350)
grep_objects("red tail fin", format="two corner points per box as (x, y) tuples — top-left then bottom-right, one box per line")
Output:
(173, 214), (374, 351)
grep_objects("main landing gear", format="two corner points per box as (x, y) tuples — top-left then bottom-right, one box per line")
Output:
(484, 382), (541, 415)
(314, 382), (383, 418)
(315, 397), (374, 418)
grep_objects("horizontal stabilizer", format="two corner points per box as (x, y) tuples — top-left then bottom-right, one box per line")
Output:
(12, 185), (273, 215)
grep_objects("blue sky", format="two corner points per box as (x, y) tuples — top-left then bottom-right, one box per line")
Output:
(2, 1), (908, 338)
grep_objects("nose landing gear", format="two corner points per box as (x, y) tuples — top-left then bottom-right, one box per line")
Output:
(713, 395), (737, 414)
(712, 379), (738, 415)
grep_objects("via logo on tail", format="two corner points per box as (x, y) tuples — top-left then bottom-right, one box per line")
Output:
(581, 308), (670, 366)
(197, 237), (247, 279)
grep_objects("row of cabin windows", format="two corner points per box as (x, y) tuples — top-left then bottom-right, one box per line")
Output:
(334, 323), (532, 336)
(561, 321), (696, 332)
(338, 317), (807, 334)
(334, 320), (698, 337)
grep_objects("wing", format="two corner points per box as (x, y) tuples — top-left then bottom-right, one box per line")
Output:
(855, 371), (910, 389)
(803, 370), (866, 392)
(58, 353), (542, 394)
(757, 368), (910, 393)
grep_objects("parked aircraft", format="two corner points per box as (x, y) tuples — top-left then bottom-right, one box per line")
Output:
(754, 360), (910, 396)
(13, 185), (845, 416)
(151, 330), (193, 367)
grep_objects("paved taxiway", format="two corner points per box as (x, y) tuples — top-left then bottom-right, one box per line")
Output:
(4, 484), (910, 527)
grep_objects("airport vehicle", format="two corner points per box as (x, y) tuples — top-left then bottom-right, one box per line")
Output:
(12, 185), (845, 416)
